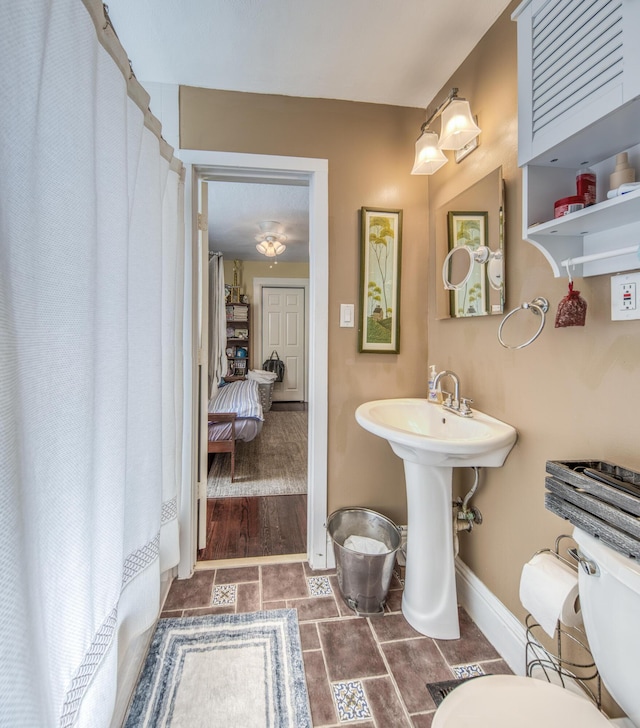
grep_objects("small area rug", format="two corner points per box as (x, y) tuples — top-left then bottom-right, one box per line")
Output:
(207, 410), (307, 498)
(125, 609), (312, 727)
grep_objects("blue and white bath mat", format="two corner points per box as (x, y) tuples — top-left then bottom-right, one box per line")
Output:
(125, 609), (312, 727)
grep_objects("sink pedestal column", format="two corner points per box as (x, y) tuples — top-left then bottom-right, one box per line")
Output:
(401, 462), (460, 640)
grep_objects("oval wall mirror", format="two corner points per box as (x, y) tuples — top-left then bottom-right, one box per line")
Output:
(435, 166), (505, 319)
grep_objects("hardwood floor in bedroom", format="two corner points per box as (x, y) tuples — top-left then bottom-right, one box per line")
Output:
(199, 494), (307, 560)
(199, 400), (308, 562)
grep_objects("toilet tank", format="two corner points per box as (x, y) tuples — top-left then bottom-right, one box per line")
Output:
(574, 528), (640, 727)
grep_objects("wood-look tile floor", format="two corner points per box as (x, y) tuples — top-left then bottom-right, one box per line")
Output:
(162, 561), (512, 727)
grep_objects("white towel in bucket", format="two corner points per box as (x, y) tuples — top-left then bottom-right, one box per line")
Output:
(343, 535), (390, 554)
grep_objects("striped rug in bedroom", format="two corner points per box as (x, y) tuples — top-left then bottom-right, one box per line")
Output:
(207, 410), (307, 498)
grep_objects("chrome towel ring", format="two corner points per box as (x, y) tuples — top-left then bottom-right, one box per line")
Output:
(498, 297), (549, 350)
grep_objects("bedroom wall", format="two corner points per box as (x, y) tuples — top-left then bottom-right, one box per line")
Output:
(223, 259), (311, 372)
(181, 89), (429, 525)
(222, 260), (310, 299)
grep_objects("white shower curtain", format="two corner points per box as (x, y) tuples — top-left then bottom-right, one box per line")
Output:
(0, 2), (183, 726)
(208, 253), (228, 396)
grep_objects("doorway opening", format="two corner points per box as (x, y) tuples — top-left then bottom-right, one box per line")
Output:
(178, 150), (328, 575)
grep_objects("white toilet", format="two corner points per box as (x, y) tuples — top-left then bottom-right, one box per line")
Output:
(433, 528), (640, 727)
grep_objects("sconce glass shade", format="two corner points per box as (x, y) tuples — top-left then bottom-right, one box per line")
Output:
(438, 99), (481, 150)
(411, 130), (448, 175)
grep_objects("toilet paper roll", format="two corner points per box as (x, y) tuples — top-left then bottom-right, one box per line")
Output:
(519, 552), (582, 637)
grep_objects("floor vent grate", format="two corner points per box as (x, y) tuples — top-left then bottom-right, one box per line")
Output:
(426, 678), (474, 707)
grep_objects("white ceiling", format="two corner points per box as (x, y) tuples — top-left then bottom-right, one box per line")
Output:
(104, 0), (512, 261)
(207, 180), (310, 262)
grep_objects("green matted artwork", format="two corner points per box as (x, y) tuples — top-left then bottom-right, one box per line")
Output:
(359, 207), (402, 353)
(447, 211), (488, 317)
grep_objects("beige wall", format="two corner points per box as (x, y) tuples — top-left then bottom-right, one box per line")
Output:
(427, 0), (640, 641)
(183, 1), (640, 648)
(182, 88), (430, 524)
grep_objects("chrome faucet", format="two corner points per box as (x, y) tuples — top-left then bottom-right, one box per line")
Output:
(432, 370), (473, 417)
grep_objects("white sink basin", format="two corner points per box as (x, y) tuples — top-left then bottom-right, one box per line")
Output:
(355, 398), (517, 467)
(355, 397), (517, 639)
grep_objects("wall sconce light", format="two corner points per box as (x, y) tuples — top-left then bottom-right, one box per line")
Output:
(255, 221), (287, 257)
(411, 88), (481, 175)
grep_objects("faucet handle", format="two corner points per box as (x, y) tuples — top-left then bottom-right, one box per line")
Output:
(442, 391), (453, 407)
(460, 397), (473, 415)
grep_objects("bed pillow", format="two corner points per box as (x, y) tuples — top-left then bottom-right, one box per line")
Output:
(208, 379), (264, 420)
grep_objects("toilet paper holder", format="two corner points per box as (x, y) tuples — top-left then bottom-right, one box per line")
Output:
(524, 535), (601, 709)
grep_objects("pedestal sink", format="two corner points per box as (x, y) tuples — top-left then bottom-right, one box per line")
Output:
(355, 398), (517, 639)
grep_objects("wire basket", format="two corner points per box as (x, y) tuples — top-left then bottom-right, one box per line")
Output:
(258, 382), (274, 412)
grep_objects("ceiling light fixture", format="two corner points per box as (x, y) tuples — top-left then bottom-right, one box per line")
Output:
(411, 88), (480, 175)
(255, 221), (287, 258)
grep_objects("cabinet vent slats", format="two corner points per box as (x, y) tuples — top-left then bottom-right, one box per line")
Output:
(533, 2), (620, 92)
(531, 0), (623, 137)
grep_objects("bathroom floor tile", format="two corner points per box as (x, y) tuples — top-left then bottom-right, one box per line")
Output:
(163, 570), (215, 610)
(236, 581), (260, 613)
(307, 575), (333, 597)
(478, 659), (513, 675)
(332, 680), (372, 722)
(298, 622), (320, 651)
(163, 563), (513, 727)
(214, 565), (259, 584)
(318, 619), (387, 682)
(261, 562), (308, 601)
(411, 712), (435, 727)
(290, 595), (340, 621)
(363, 676), (413, 727)
(452, 663), (485, 679)
(369, 612), (423, 642)
(211, 583), (237, 605)
(382, 638), (453, 713)
(303, 650), (338, 726)
(434, 607), (500, 664)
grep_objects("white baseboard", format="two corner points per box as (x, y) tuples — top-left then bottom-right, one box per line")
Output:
(455, 557), (527, 675)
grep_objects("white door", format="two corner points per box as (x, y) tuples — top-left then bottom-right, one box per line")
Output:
(261, 287), (305, 402)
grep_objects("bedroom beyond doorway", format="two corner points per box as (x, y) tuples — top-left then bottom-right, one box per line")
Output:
(199, 401), (308, 561)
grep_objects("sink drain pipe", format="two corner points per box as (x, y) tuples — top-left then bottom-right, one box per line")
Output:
(453, 467), (483, 556)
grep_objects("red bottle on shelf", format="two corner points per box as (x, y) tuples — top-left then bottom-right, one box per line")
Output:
(576, 167), (596, 206)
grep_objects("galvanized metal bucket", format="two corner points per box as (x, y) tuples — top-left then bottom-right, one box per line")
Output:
(327, 507), (401, 616)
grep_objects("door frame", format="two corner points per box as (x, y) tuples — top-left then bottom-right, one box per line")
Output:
(178, 150), (329, 575)
(254, 278), (309, 402)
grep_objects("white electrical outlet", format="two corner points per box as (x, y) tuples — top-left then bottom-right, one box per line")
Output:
(611, 273), (640, 320)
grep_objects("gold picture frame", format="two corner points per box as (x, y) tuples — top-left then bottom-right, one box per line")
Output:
(359, 207), (402, 353)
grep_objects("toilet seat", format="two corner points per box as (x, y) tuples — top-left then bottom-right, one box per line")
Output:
(433, 675), (611, 727)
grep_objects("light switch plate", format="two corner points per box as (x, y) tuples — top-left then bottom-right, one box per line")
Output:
(340, 303), (355, 327)
(611, 272), (640, 320)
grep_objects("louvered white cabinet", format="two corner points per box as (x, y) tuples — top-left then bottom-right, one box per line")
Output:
(513, 0), (640, 277)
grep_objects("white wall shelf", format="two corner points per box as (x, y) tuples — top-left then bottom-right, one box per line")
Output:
(514, 0), (640, 278)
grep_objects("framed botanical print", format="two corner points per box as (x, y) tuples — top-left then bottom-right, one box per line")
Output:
(359, 207), (402, 353)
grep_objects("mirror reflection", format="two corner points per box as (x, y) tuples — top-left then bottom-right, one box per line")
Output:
(436, 166), (505, 319)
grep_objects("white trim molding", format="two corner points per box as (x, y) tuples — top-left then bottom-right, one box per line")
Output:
(177, 150), (329, 575)
(455, 558), (527, 676)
